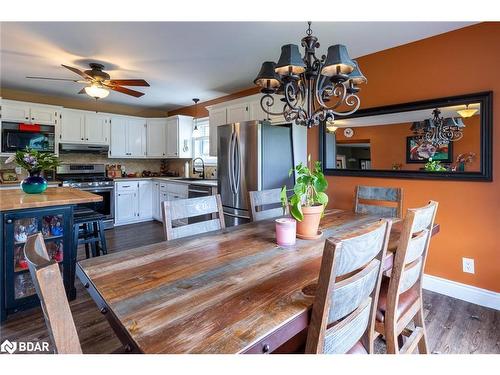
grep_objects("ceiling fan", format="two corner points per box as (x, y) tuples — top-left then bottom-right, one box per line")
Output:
(26, 63), (150, 99)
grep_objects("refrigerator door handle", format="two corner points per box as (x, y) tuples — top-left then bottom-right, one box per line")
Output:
(228, 129), (235, 195)
(234, 130), (241, 193)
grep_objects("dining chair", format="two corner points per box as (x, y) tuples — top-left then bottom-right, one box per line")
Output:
(161, 194), (226, 241)
(374, 201), (438, 354)
(24, 233), (83, 354)
(305, 219), (392, 354)
(248, 188), (284, 222)
(354, 185), (403, 219)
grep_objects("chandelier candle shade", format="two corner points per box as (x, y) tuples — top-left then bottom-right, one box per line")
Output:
(254, 22), (366, 128)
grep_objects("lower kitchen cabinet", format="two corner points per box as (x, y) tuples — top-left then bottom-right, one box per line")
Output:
(114, 181), (152, 226)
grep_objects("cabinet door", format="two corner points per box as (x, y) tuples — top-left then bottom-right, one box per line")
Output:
(249, 100), (269, 122)
(227, 103), (250, 124)
(152, 181), (160, 220)
(127, 118), (147, 157)
(2, 101), (31, 123)
(166, 117), (179, 158)
(85, 113), (109, 144)
(30, 106), (58, 125)
(115, 190), (138, 223)
(158, 191), (169, 223)
(138, 181), (153, 219)
(208, 107), (227, 157)
(109, 117), (128, 157)
(146, 119), (167, 157)
(60, 109), (85, 143)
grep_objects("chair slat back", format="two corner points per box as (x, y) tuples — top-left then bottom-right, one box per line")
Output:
(162, 194), (226, 241)
(249, 188), (283, 222)
(305, 219), (392, 354)
(354, 185), (403, 218)
(24, 233), (82, 354)
(387, 201), (438, 316)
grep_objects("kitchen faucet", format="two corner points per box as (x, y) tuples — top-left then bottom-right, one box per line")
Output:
(192, 157), (205, 179)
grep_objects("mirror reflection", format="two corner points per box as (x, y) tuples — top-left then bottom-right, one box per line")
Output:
(324, 102), (481, 173)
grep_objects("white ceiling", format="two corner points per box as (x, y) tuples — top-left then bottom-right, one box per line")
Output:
(0, 22), (475, 111)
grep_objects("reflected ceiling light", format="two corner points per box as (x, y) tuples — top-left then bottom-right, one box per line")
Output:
(84, 83), (109, 99)
(192, 98), (201, 138)
(326, 121), (338, 133)
(254, 22), (365, 128)
(457, 104), (478, 118)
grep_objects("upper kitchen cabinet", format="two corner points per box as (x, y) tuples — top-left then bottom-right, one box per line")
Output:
(146, 118), (167, 157)
(1, 100), (60, 125)
(207, 107), (227, 156)
(165, 115), (193, 158)
(226, 103), (250, 124)
(109, 115), (147, 158)
(60, 109), (109, 145)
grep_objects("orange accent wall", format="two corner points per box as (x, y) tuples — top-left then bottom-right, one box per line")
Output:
(335, 115), (481, 171)
(308, 22), (499, 292)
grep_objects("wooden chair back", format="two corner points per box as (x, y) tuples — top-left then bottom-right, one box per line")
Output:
(248, 188), (284, 222)
(162, 194), (226, 241)
(305, 219), (392, 354)
(354, 185), (403, 219)
(24, 233), (82, 354)
(385, 201), (438, 332)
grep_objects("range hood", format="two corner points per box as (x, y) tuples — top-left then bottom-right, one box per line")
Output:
(59, 143), (109, 154)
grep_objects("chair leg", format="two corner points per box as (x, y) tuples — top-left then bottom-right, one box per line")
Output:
(97, 220), (108, 255)
(414, 306), (429, 354)
(86, 223), (97, 257)
(73, 223), (80, 260)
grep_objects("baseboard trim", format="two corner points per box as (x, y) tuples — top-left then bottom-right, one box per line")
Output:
(423, 274), (500, 310)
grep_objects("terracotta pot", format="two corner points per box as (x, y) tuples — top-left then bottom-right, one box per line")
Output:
(296, 204), (324, 238)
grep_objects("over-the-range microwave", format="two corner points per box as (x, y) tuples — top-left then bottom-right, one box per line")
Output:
(1, 122), (55, 153)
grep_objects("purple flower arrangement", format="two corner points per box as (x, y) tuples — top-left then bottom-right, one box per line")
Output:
(5, 148), (59, 175)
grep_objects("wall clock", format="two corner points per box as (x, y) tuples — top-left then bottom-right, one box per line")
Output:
(343, 127), (354, 138)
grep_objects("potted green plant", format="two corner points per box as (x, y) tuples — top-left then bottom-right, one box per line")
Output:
(5, 148), (59, 194)
(424, 157), (447, 172)
(281, 156), (329, 239)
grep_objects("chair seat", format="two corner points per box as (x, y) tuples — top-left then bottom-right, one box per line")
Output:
(376, 276), (419, 323)
(74, 210), (106, 224)
(346, 340), (368, 354)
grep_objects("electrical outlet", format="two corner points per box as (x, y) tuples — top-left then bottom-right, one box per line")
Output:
(462, 258), (475, 274)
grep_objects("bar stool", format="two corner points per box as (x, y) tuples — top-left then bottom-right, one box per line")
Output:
(73, 209), (108, 259)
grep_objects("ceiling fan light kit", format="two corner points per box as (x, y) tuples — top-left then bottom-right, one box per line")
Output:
(26, 63), (150, 100)
(254, 22), (367, 128)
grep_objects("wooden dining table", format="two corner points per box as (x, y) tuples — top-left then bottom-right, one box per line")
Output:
(76, 209), (439, 354)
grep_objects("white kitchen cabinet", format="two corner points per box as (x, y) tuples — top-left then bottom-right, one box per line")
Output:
(115, 190), (139, 224)
(249, 100), (269, 122)
(152, 181), (161, 221)
(227, 102), (250, 124)
(146, 118), (167, 157)
(60, 109), (109, 144)
(60, 109), (85, 143)
(165, 115), (193, 158)
(1, 100), (59, 125)
(109, 116), (146, 158)
(138, 180), (153, 220)
(158, 190), (169, 223)
(208, 107), (227, 156)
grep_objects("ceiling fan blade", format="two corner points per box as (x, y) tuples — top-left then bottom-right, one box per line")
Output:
(26, 76), (79, 82)
(108, 79), (150, 87)
(61, 64), (93, 80)
(78, 88), (86, 94)
(106, 85), (145, 98)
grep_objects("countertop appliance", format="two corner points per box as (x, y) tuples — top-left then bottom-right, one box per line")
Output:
(56, 164), (114, 229)
(1, 122), (55, 153)
(217, 121), (298, 227)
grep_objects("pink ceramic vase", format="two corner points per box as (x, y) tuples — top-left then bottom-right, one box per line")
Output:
(275, 218), (297, 246)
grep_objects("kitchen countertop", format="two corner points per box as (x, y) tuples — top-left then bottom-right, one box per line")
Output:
(113, 177), (218, 187)
(0, 187), (102, 212)
(0, 181), (61, 190)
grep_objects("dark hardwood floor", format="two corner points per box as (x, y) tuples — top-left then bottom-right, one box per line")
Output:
(1, 220), (499, 354)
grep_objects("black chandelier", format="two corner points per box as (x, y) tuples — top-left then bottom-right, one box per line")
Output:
(254, 22), (366, 128)
(411, 108), (466, 145)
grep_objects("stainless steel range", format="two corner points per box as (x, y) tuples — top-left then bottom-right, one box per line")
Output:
(56, 164), (115, 229)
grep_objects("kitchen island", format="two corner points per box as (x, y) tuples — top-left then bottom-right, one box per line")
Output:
(0, 187), (102, 321)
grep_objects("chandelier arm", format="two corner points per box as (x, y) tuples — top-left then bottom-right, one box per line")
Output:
(259, 94), (286, 117)
(329, 92), (362, 116)
(319, 82), (350, 111)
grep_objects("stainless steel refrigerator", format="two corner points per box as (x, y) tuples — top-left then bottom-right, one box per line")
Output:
(218, 120), (303, 227)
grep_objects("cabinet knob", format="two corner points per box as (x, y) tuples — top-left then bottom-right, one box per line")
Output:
(31, 117), (35, 120)
(84, 283), (90, 288)
(25, 117), (28, 120)
(100, 307), (108, 314)
(6, 219), (13, 224)
(262, 344), (270, 353)
(81, 138), (84, 140)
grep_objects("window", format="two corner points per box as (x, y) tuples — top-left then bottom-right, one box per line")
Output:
(192, 117), (217, 165)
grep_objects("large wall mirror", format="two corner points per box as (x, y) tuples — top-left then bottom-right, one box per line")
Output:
(320, 92), (492, 181)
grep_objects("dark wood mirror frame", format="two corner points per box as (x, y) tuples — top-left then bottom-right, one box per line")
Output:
(319, 91), (493, 181)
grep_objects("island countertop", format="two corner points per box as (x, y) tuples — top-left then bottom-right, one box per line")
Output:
(0, 187), (102, 212)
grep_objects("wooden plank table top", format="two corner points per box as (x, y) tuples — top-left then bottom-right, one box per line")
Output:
(0, 187), (102, 211)
(77, 209), (439, 354)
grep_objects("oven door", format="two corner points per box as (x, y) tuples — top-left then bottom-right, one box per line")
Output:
(1, 123), (55, 153)
(76, 188), (115, 229)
